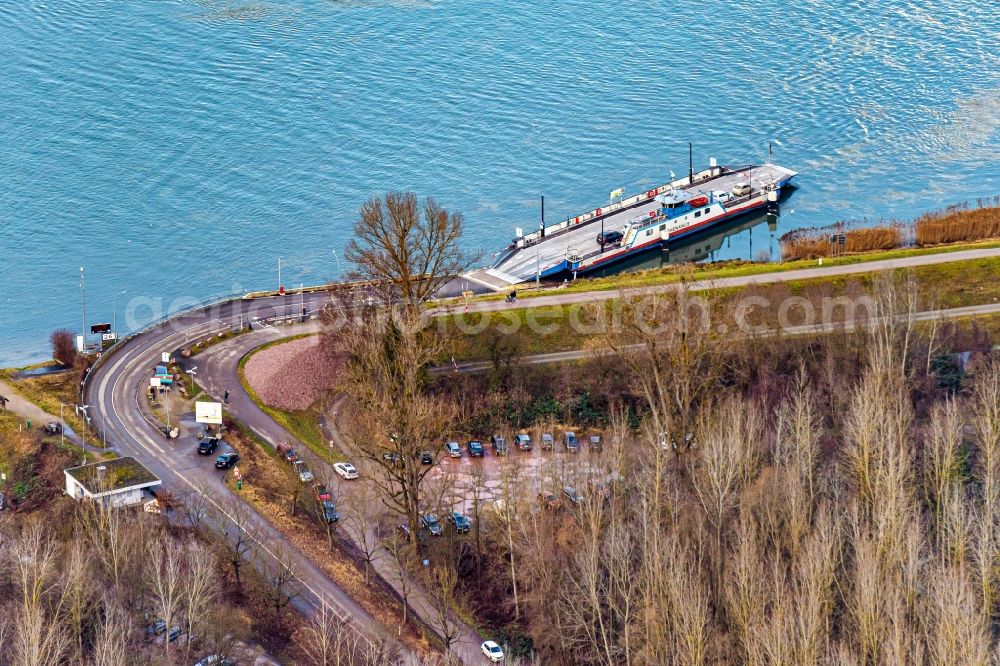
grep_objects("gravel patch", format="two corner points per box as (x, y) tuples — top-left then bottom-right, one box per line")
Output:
(243, 336), (341, 411)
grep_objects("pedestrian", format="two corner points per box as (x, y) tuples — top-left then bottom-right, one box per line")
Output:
(224, 390), (229, 405)
(0, 394), (7, 411)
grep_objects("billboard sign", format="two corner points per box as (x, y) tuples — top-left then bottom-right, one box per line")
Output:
(195, 401), (223, 425)
(91, 323), (111, 334)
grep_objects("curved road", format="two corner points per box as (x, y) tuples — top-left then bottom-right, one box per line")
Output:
(84, 245), (1000, 662)
(82, 292), (408, 657)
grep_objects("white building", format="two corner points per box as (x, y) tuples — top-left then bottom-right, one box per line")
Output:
(64, 456), (161, 508)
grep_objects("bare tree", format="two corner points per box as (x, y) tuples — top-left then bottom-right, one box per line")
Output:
(147, 539), (184, 660)
(342, 481), (381, 585)
(8, 521), (71, 666)
(298, 602), (359, 666)
(180, 541), (219, 655)
(259, 544), (302, 620)
(90, 601), (131, 666)
(213, 495), (257, 593)
(422, 564), (461, 653)
(343, 191), (479, 310)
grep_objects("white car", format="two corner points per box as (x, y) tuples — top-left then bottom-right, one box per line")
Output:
(481, 640), (504, 662)
(333, 462), (359, 480)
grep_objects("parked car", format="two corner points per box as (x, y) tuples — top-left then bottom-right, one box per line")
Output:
(445, 441), (462, 458)
(294, 460), (314, 483)
(421, 514), (443, 537)
(491, 435), (508, 456)
(467, 440), (484, 457)
(538, 491), (562, 510)
(320, 500), (339, 523)
(589, 434), (603, 452)
(153, 626), (182, 645)
(541, 433), (554, 450)
(481, 640), (505, 663)
(562, 486), (584, 505)
(197, 437), (219, 455)
(277, 442), (299, 464)
(420, 450), (434, 465)
(731, 181), (752, 197)
(597, 229), (624, 246)
(43, 421), (62, 435)
(312, 484), (331, 502)
(333, 462), (359, 480)
(145, 619), (167, 640)
(215, 452), (239, 469)
(564, 431), (579, 452)
(514, 433), (533, 451)
(194, 656), (234, 666)
(449, 511), (471, 534)
(382, 451), (402, 467)
(398, 524), (411, 538)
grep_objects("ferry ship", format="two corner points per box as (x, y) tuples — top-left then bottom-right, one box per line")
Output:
(476, 161), (797, 286)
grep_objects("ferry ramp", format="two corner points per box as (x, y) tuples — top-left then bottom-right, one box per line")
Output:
(492, 164), (791, 283)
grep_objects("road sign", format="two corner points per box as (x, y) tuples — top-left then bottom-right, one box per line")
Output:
(102, 332), (117, 342)
(150, 377), (161, 387)
(195, 401), (223, 425)
(161, 352), (170, 364)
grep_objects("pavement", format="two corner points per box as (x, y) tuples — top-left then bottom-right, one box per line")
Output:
(82, 297), (407, 660)
(0, 378), (104, 454)
(79, 243), (1000, 664)
(192, 326), (487, 665)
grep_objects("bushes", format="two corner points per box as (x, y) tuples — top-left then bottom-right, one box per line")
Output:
(780, 224), (904, 260)
(915, 198), (1000, 245)
(779, 197), (1000, 260)
(49, 328), (77, 366)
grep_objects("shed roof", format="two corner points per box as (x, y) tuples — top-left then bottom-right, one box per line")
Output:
(65, 456), (160, 494)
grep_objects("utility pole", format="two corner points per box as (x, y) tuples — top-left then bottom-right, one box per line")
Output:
(540, 196), (545, 239)
(80, 267), (87, 350)
(688, 142), (694, 183)
(112, 289), (127, 334)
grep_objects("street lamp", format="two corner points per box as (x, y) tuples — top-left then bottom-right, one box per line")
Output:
(112, 289), (127, 334)
(79, 267), (87, 350)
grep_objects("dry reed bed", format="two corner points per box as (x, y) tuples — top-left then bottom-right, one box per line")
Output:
(779, 197), (1000, 260)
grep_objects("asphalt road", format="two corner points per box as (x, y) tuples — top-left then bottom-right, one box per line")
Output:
(191, 325), (488, 665)
(83, 245), (1000, 663)
(82, 293), (406, 659)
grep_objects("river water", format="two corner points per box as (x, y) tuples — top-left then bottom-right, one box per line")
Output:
(1, 0), (998, 366)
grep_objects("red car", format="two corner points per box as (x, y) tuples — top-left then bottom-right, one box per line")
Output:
(312, 484), (331, 502)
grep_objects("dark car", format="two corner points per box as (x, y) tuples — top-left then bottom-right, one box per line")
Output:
(278, 443), (299, 464)
(421, 514), (443, 536)
(538, 491), (562, 510)
(491, 435), (508, 456)
(467, 441), (484, 457)
(382, 451), (402, 466)
(514, 433), (532, 451)
(215, 452), (239, 469)
(541, 433), (554, 450)
(43, 421), (63, 435)
(597, 229), (624, 246)
(449, 511), (471, 534)
(197, 438), (219, 455)
(589, 434), (603, 452)
(564, 431), (579, 453)
(420, 450), (434, 465)
(320, 500), (339, 523)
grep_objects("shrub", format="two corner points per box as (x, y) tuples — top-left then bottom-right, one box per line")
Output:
(50, 328), (77, 366)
